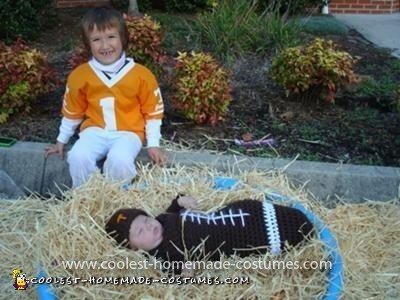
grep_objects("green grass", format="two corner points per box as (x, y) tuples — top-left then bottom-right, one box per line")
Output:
(343, 107), (380, 122)
(195, 0), (263, 62)
(296, 125), (322, 140)
(350, 76), (397, 110)
(390, 59), (400, 72)
(263, 12), (303, 51)
(195, 0), (302, 62)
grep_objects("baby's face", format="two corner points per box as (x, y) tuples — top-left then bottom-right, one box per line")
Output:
(129, 215), (163, 251)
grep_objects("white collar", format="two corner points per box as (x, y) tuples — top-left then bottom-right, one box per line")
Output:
(88, 57), (135, 88)
(89, 52), (127, 74)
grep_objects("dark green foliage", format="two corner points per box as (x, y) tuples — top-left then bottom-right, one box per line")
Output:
(395, 85), (400, 114)
(165, 0), (211, 12)
(138, 0), (154, 11)
(150, 13), (202, 54)
(196, 0), (262, 61)
(110, 0), (129, 11)
(257, 0), (322, 15)
(0, 0), (56, 43)
(110, 0), (153, 13)
(111, 0), (210, 13)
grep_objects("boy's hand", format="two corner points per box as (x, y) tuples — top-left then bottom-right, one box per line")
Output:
(45, 141), (65, 160)
(147, 147), (167, 165)
(178, 196), (198, 210)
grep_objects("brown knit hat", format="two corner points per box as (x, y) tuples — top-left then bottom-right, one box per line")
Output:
(105, 208), (148, 248)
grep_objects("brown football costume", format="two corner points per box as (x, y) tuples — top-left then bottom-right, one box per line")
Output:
(106, 196), (314, 267)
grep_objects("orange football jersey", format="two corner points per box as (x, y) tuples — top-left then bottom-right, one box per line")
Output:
(61, 58), (163, 142)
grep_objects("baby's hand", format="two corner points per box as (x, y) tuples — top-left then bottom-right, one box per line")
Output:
(177, 196), (198, 210)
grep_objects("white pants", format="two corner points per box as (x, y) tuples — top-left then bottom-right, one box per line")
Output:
(67, 127), (142, 188)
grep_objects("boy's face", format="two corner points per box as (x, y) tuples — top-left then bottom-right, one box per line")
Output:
(88, 25), (123, 65)
(129, 215), (163, 251)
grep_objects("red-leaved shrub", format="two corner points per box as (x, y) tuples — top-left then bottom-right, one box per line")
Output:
(0, 39), (58, 123)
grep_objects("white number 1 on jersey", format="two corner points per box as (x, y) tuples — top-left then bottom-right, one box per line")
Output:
(100, 97), (117, 131)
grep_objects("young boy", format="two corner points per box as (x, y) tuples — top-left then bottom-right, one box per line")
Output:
(105, 195), (313, 274)
(45, 6), (166, 187)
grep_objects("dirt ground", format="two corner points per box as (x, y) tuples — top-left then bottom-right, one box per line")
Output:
(1, 8), (399, 167)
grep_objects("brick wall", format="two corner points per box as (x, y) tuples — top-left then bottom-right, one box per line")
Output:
(330, 0), (400, 13)
(56, 0), (400, 13)
(56, 0), (110, 8)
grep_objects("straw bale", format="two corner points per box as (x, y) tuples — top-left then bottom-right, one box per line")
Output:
(1, 164), (399, 299)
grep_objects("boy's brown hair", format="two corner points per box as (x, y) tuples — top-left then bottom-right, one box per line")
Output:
(81, 6), (129, 52)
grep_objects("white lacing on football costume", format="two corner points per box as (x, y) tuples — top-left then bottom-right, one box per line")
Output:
(181, 209), (250, 226)
(262, 201), (282, 255)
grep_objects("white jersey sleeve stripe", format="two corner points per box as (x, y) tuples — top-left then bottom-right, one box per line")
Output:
(145, 119), (162, 147)
(57, 117), (82, 144)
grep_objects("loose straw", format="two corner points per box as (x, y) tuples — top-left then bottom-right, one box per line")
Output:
(1, 165), (399, 299)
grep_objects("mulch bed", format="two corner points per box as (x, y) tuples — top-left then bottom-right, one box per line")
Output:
(1, 9), (399, 167)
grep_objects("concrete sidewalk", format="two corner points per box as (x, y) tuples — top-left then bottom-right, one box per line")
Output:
(1, 142), (399, 204)
(334, 13), (400, 58)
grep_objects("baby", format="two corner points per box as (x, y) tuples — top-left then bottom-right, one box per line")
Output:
(106, 195), (313, 274)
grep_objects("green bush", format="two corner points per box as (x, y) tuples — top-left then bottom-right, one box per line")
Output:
(263, 11), (303, 50)
(171, 51), (232, 125)
(0, 0), (56, 42)
(110, 0), (129, 11)
(196, 0), (302, 62)
(196, 0), (264, 61)
(166, 0), (215, 12)
(0, 40), (58, 123)
(111, 0), (215, 12)
(271, 38), (359, 103)
(139, 0), (153, 11)
(395, 85), (400, 114)
(110, 0), (153, 13)
(257, 0), (321, 15)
